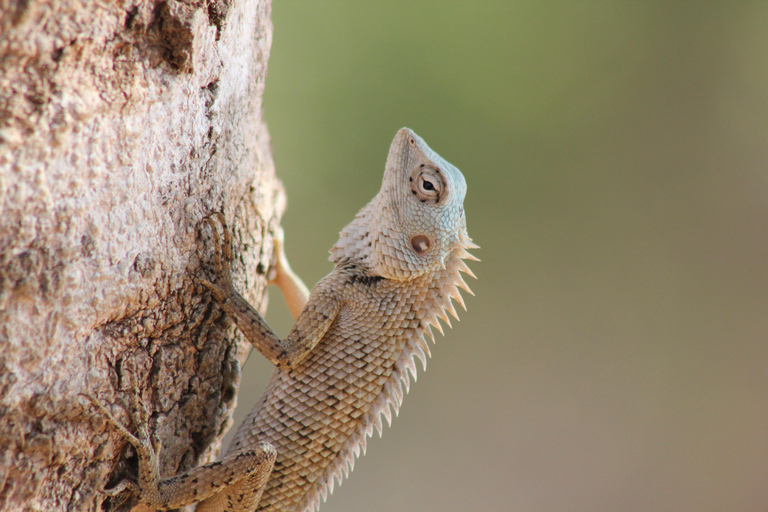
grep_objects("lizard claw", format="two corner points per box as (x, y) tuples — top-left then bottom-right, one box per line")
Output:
(197, 213), (237, 302)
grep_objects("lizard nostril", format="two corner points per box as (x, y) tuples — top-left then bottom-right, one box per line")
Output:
(410, 235), (431, 254)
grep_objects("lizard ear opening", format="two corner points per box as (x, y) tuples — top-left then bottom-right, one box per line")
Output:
(410, 234), (431, 254)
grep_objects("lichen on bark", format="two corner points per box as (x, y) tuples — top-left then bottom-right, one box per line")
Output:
(0, 0), (282, 510)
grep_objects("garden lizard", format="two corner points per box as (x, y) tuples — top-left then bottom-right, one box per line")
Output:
(89, 128), (477, 511)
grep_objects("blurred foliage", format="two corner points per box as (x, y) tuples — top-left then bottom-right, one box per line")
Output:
(228, 2), (768, 511)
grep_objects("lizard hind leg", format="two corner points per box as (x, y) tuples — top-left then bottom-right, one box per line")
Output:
(85, 393), (276, 511)
(193, 443), (277, 512)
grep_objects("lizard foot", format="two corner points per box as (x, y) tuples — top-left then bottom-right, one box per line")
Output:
(82, 392), (161, 505)
(197, 213), (237, 303)
(266, 225), (285, 286)
(265, 226), (310, 319)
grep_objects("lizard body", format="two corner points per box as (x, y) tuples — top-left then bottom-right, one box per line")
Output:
(91, 128), (476, 512)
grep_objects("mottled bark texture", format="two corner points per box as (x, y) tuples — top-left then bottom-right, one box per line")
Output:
(0, 0), (282, 510)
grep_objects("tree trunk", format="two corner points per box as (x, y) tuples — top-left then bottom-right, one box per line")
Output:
(0, 0), (281, 510)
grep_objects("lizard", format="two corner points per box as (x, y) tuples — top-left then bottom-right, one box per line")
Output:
(87, 127), (477, 512)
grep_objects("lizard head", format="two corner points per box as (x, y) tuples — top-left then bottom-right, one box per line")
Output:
(331, 128), (470, 280)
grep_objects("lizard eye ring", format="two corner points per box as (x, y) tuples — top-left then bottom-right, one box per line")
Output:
(410, 167), (446, 203)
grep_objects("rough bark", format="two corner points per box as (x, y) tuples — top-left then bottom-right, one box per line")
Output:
(0, 0), (282, 510)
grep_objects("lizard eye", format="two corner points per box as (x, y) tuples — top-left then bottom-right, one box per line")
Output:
(418, 177), (439, 196)
(410, 167), (446, 204)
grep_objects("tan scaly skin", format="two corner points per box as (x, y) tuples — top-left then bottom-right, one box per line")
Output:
(89, 128), (477, 512)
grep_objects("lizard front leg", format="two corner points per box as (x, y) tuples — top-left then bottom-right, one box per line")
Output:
(198, 214), (340, 369)
(268, 226), (310, 320)
(84, 393), (276, 511)
(87, 218), (319, 511)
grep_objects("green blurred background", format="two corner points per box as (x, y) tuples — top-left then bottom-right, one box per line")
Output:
(230, 2), (768, 511)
